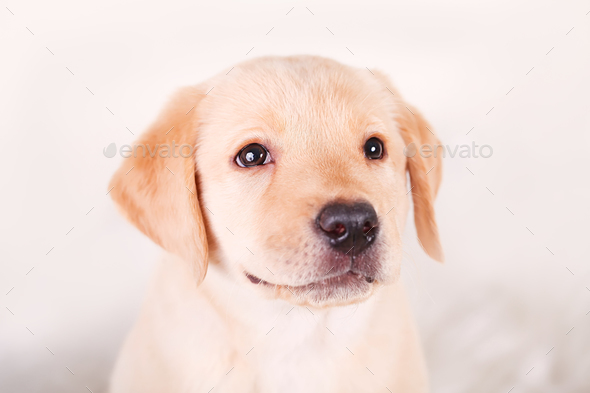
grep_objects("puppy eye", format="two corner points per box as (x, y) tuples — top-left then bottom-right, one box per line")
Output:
(236, 143), (271, 167)
(364, 137), (384, 160)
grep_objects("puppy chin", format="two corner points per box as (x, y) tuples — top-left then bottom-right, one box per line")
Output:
(280, 274), (380, 308)
(243, 267), (395, 308)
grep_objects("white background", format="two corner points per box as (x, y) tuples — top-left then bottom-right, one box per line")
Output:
(1, 0), (589, 392)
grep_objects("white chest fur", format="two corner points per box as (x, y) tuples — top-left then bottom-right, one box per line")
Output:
(110, 257), (426, 393)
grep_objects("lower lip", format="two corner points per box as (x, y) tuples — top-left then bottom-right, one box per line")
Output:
(246, 270), (374, 289)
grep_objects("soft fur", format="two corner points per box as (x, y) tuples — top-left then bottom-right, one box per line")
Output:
(108, 55), (443, 392)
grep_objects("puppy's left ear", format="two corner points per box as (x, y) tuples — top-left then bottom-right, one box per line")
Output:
(109, 86), (209, 283)
(398, 104), (444, 263)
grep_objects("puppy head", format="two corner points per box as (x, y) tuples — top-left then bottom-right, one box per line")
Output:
(109, 56), (442, 307)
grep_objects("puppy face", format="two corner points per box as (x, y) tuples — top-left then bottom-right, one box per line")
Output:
(110, 56), (442, 308)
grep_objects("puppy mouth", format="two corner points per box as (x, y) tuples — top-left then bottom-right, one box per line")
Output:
(245, 270), (375, 287)
(244, 269), (376, 305)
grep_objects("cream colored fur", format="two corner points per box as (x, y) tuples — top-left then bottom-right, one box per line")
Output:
(109, 55), (443, 392)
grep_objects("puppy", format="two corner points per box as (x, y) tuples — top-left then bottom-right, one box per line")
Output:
(108, 55), (443, 393)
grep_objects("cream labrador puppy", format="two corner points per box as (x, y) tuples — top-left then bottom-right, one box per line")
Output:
(109, 55), (443, 393)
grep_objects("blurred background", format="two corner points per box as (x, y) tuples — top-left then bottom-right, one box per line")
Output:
(1, 0), (589, 392)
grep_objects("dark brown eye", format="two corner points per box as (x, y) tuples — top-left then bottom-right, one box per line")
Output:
(364, 137), (383, 160)
(236, 143), (271, 167)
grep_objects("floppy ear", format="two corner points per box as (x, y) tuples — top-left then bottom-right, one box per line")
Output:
(397, 104), (444, 262)
(109, 86), (209, 283)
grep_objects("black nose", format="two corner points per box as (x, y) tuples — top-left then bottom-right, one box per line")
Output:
(317, 202), (378, 254)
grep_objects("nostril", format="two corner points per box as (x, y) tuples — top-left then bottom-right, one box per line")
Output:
(332, 223), (347, 237)
(362, 221), (374, 235)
